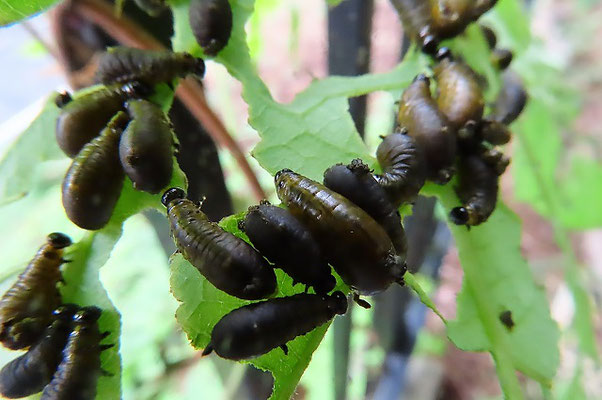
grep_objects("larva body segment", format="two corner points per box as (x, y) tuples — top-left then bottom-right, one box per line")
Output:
(241, 204), (336, 295)
(162, 188), (277, 300)
(95, 47), (205, 86)
(189, 0), (233, 56)
(430, 0), (474, 39)
(450, 154), (499, 226)
(434, 57), (485, 130)
(398, 75), (456, 184)
(374, 132), (426, 206)
(0, 304), (79, 398)
(55, 83), (143, 158)
(275, 170), (406, 295)
(0, 233), (71, 350)
(120, 100), (176, 194)
(62, 112), (128, 231)
(323, 160), (408, 257)
(40, 307), (109, 400)
(204, 292), (347, 360)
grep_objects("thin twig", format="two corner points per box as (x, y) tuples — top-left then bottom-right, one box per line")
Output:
(70, 0), (267, 201)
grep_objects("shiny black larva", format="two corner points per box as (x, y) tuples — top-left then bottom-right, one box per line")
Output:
(162, 188), (277, 300)
(189, 0), (233, 56)
(275, 169), (406, 296)
(120, 99), (176, 194)
(95, 47), (205, 86)
(240, 203), (336, 295)
(62, 112), (128, 231)
(203, 292), (348, 360)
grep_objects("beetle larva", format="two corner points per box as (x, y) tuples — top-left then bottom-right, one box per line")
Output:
(189, 0), (233, 56)
(389, 0), (438, 54)
(240, 203), (336, 294)
(162, 188), (277, 300)
(41, 306), (112, 400)
(374, 131), (427, 207)
(397, 74), (456, 184)
(275, 170), (406, 296)
(62, 112), (128, 230)
(0, 304), (79, 398)
(95, 47), (205, 86)
(0, 233), (71, 350)
(434, 49), (485, 131)
(323, 160), (408, 256)
(120, 99), (176, 194)
(490, 71), (528, 125)
(449, 154), (499, 226)
(203, 292), (347, 360)
(55, 82), (146, 158)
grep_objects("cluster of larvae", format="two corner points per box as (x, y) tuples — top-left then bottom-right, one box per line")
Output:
(388, 0), (527, 226)
(55, 47), (205, 230)
(0, 233), (111, 399)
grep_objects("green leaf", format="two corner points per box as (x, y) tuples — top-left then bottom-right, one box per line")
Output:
(430, 184), (560, 395)
(0, 0), (59, 25)
(0, 96), (64, 205)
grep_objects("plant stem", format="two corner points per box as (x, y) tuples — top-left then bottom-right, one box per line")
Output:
(69, 0), (267, 201)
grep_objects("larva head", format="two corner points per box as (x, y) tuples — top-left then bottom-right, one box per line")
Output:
(328, 291), (348, 315)
(450, 207), (469, 225)
(73, 306), (102, 324)
(54, 91), (72, 108)
(413, 73), (430, 86)
(47, 232), (72, 249)
(162, 187), (187, 207)
(194, 57), (206, 78)
(418, 27), (438, 55)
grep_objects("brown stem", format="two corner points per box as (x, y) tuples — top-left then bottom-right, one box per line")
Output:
(70, 0), (267, 201)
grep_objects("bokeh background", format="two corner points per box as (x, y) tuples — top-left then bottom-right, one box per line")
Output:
(0, 0), (601, 399)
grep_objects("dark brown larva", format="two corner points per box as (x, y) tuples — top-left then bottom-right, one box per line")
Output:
(240, 203), (336, 295)
(389, 0), (438, 54)
(62, 112), (128, 230)
(55, 82), (146, 158)
(449, 154), (499, 226)
(189, 0), (233, 56)
(40, 307), (112, 400)
(0, 233), (71, 350)
(275, 170), (406, 295)
(374, 131), (426, 206)
(323, 160), (408, 256)
(162, 188), (277, 300)
(95, 47), (205, 86)
(203, 292), (347, 360)
(490, 71), (528, 125)
(133, 0), (168, 17)
(0, 304), (79, 399)
(398, 74), (456, 184)
(120, 100), (176, 194)
(434, 51), (485, 130)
